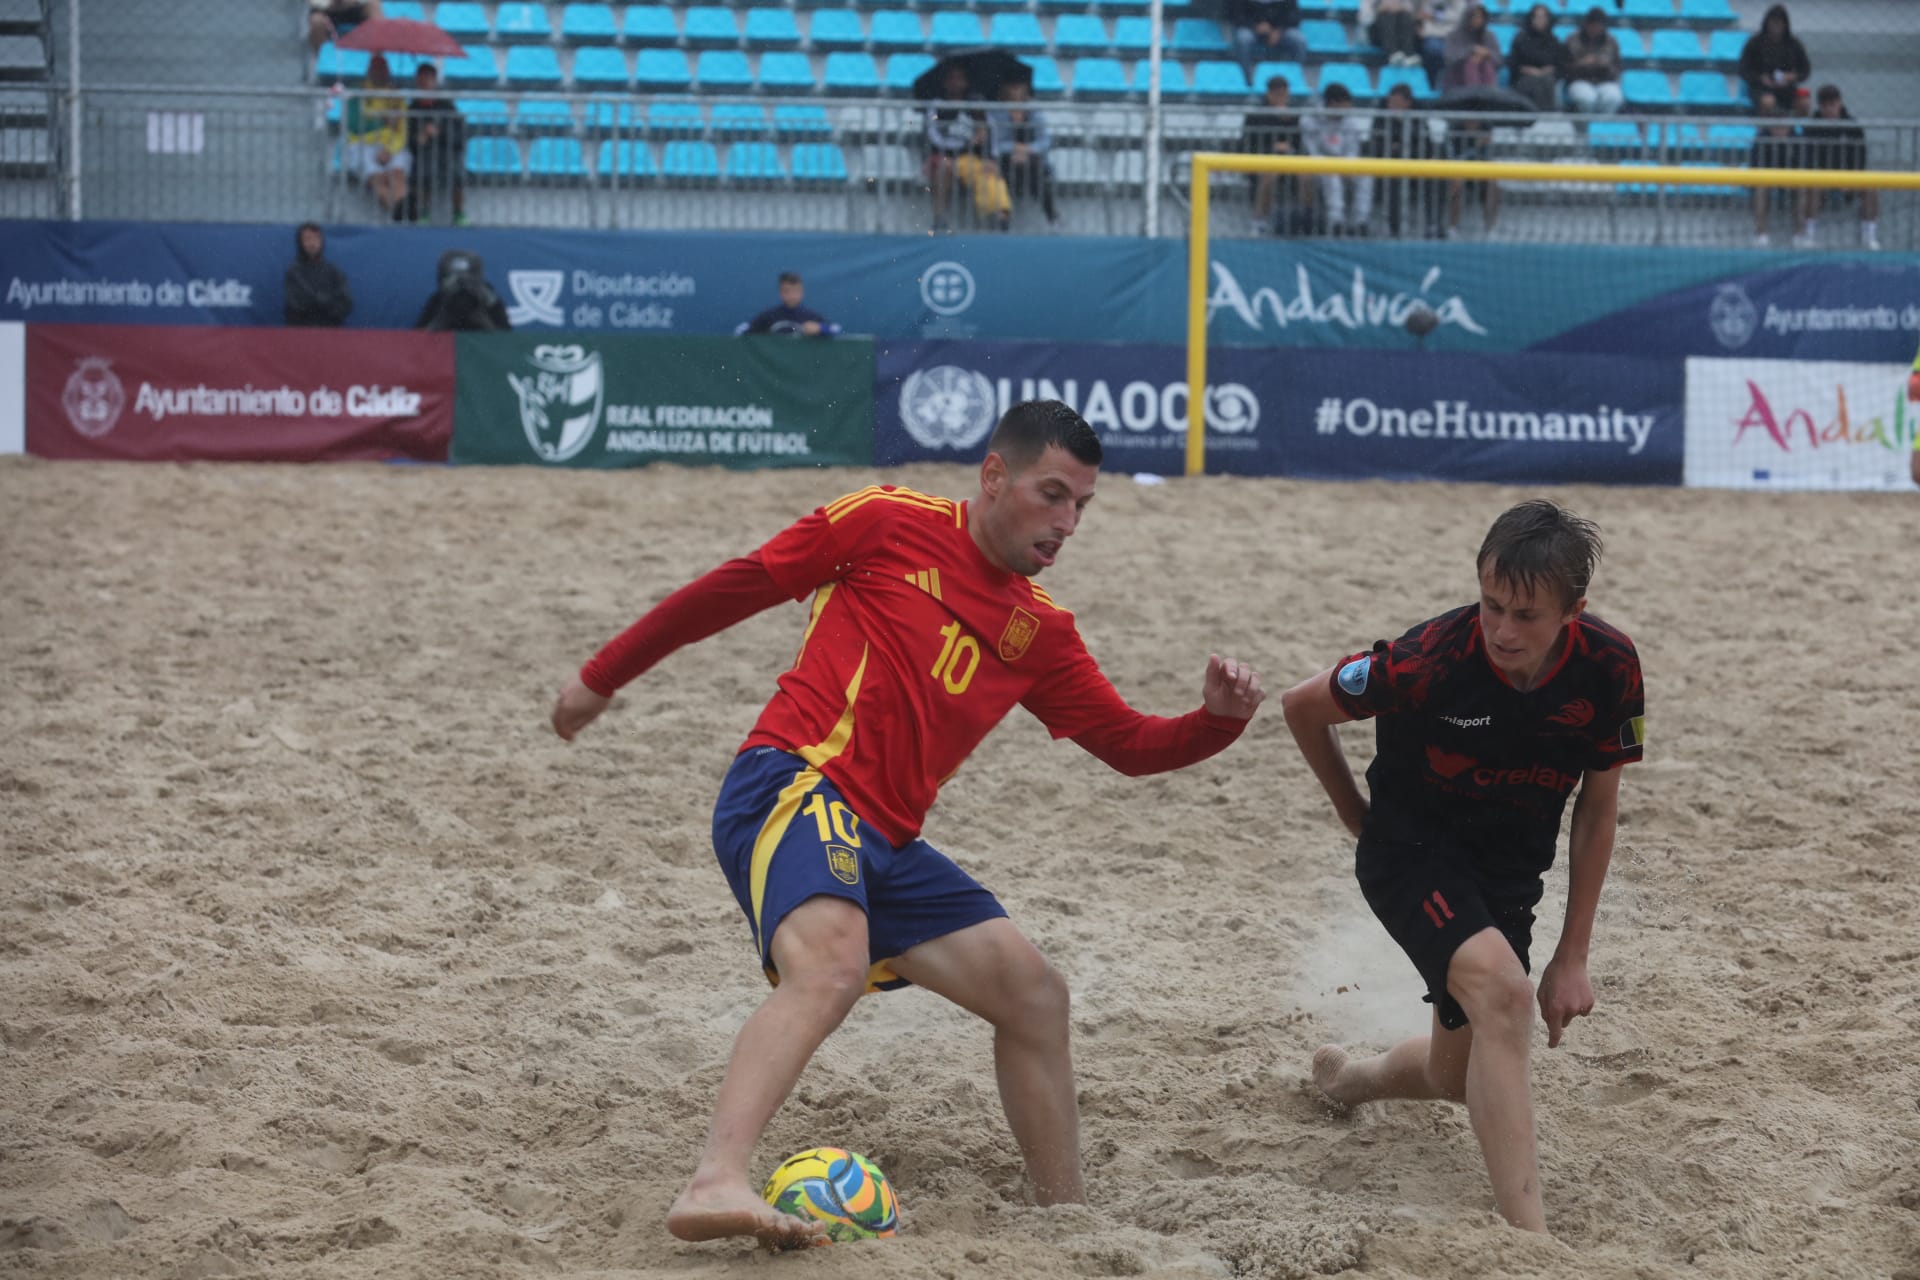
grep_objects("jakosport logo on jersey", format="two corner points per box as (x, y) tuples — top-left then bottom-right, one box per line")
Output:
(509, 344), (604, 463)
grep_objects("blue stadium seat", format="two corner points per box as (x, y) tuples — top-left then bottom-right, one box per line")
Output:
(808, 11), (865, 50)
(515, 99), (575, 130)
(315, 43), (369, 80)
(442, 44), (499, 86)
(929, 13), (986, 49)
(1588, 119), (1642, 154)
(977, 0), (1028, 7)
(1487, 23), (1514, 55)
(597, 140), (658, 179)
(1132, 59), (1188, 95)
(435, 2), (489, 39)
(1660, 121), (1708, 153)
(635, 48), (693, 90)
(1315, 61), (1374, 101)
(504, 46), (562, 88)
(528, 136), (588, 180)
(745, 9), (802, 48)
(990, 13), (1047, 52)
(684, 7), (741, 47)
(561, 4), (618, 43)
(792, 142), (850, 182)
(827, 51), (883, 94)
(1621, 68), (1672, 108)
(623, 6), (677, 45)
(725, 141), (785, 180)
(774, 103), (833, 136)
(1647, 29), (1701, 63)
(662, 139), (722, 179)
(1374, 63), (1433, 100)
(1321, 0), (1359, 12)
(1070, 57), (1129, 97)
(1191, 60), (1251, 99)
(572, 46), (629, 88)
(1704, 29), (1744, 64)
(1677, 70), (1736, 110)
(758, 51), (816, 92)
(382, 1), (424, 19)
(1613, 29), (1645, 61)
(582, 99), (637, 133)
(1705, 122), (1754, 151)
(1111, 17), (1152, 51)
(1677, 0), (1735, 25)
(1054, 15), (1110, 53)
(1250, 60), (1308, 95)
(1170, 18), (1229, 54)
(880, 53), (930, 94)
(711, 101), (768, 136)
(1024, 55), (1065, 96)
(869, 10), (925, 51)
(494, 2), (551, 42)
(465, 136), (522, 177)
(647, 101), (705, 135)
(1300, 19), (1350, 55)
(696, 50), (753, 89)
(1618, 0), (1676, 22)
(457, 97), (512, 131)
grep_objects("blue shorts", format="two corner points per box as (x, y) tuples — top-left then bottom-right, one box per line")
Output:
(712, 746), (1008, 991)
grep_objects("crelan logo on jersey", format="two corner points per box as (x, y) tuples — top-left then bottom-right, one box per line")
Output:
(825, 845), (859, 886)
(999, 608), (1040, 662)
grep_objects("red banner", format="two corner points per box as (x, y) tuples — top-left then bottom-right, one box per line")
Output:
(26, 324), (453, 462)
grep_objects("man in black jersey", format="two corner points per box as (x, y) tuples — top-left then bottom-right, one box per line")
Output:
(1280, 500), (1643, 1234)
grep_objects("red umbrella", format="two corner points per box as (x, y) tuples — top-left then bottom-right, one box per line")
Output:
(336, 18), (466, 58)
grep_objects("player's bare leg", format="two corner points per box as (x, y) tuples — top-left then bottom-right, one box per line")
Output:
(1312, 1010), (1470, 1107)
(668, 895), (870, 1246)
(890, 919), (1084, 1204)
(1445, 928), (1547, 1233)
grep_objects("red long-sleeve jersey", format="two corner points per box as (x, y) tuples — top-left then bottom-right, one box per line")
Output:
(581, 485), (1246, 847)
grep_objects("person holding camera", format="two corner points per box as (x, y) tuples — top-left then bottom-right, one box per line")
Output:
(413, 249), (511, 331)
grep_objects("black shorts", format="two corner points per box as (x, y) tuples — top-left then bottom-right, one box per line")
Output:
(1355, 833), (1543, 1031)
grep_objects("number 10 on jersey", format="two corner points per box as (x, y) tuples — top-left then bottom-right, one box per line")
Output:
(931, 621), (981, 695)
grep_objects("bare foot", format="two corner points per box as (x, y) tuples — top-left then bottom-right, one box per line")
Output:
(667, 1178), (825, 1249)
(1311, 1044), (1360, 1110)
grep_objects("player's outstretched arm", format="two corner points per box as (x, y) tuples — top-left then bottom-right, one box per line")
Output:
(1278, 669), (1368, 837)
(1202, 652), (1267, 720)
(551, 676), (612, 742)
(1023, 650), (1262, 776)
(1538, 764), (1622, 1048)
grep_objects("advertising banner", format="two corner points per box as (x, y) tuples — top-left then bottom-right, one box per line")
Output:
(25, 325), (453, 462)
(1683, 357), (1917, 490)
(878, 340), (1683, 485)
(452, 333), (874, 469)
(0, 322), (22, 455)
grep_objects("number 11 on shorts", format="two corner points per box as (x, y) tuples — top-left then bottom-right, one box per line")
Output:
(1422, 890), (1455, 929)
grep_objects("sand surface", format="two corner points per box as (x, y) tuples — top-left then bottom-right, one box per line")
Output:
(2, 458), (1917, 1280)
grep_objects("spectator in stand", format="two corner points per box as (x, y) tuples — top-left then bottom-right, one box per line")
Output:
(1739, 5), (1810, 114)
(1226, 0), (1307, 83)
(1508, 4), (1567, 113)
(1563, 7), (1624, 114)
(1240, 75), (1309, 229)
(1446, 112), (1499, 237)
(1795, 83), (1877, 251)
(1442, 4), (1502, 92)
(1362, 0), (1423, 69)
(403, 64), (466, 226)
(926, 64), (1011, 233)
(309, 0), (382, 51)
(1419, 0), (1467, 90)
(1747, 90), (1801, 246)
(345, 54), (410, 218)
(736, 272), (842, 337)
(988, 80), (1058, 226)
(1370, 82), (1445, 238)
(283, 222), (353, 327)
(1302, 82), (1374, 237)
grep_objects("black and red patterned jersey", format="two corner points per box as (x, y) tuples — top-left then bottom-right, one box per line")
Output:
(1328, 604), (1645, 878)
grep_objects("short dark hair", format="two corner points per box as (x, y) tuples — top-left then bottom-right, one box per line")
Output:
(778, 271), (801, 286)
(1476, 499), (1602, 610)
(1584, 5), (1607, 22)
(1816, 83), (1841, 105)
(1386, 82), (1413, 103)
(1265, 75), (1291, 94)
(1324, 83), (1352, 106)
(987, 400), (1102, 470)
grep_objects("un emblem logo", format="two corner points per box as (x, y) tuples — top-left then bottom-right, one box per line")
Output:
(919, 260), (976, 317)
(1708, 284), (1757, 350)
(61, 356), (126, 438)
(899, 365), (998, 451)
(508, 344), (605, 463)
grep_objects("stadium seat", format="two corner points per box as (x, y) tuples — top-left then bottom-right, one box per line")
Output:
(561, 4), (618, 43)
(990, 13), (1047, 52)
(1191, 60), (1251, 99)
(504, 46), (562, 88)
(808, 11), (865, 50)
(1054, 15), (1110, 54)
(758, 51), (816, 92)
(1620, 69), (1672, 108)
(1250, 60), (1309, 95)
(1677, 0), (1735, 25)
(826, 51), (883, 94)
(582, 99), (637, 133)
(744, 9), (802, 48)
(381, 1), (424, 19)
(928, 13), (985, 50)
(528, 136), (588, 180)
(1315, 61), (1374, 101)
(1618, 0), (1676, 22)
(315, 43), (369, 80)
(696, 50), (753, 90)
(1677, 70), (1736, 110)
(1025, 55), (1065, 96)
(1132, 59), (1188, 96)
(869, 10), (925, 52)
(572, 46), (629, 88)
(791, 142), (850, 182)
(457, 97), (511, 131)
(881, 53), (930, 94)
(494, 2), (551, 42)
(1613, 29), (1645, 62)
(1647, 29), (1701, 64)
(647, 101), (705, 135)
(465, 135), (522, 177)
(1487, 23), (1514, 55)
(635, 48), (693, 90)
(662, 139), (722, 179)
(1111, 17), (1153, 51)
(1704, 29), (1744, 64)
(773, 103), (832, 136)
(1300, 19), (1350, 55)
(1321, 0), (1359, 13)
(977, 0), (1028, 8)
(1660, 121), (1708, 153)
(434, 2), (489, 40)
(1588, 119), (1642, 154)
(725, 141), (784, 180)
(623, 7), (677, 45)
(441, 45), (499, 86)
(683, 7), (741, 48)
(1705, 122), (1755, 154)
(711, 101), (768, 137)
(1375, 63), (1433, 100)
(1069, 57), (1129, 97)
(1170, 18), (1229, 54)
(597, 139), (657, 179)
(515, 99), (575, 131)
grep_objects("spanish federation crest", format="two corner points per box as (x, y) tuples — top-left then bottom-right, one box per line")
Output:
(61, 356), (126, 438)
(508, 344), (604, 463)
(825, 845), (859, 885)
(999, 608), (1040, 662)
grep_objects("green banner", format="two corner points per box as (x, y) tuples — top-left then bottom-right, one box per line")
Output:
(451, 333), (874, 468)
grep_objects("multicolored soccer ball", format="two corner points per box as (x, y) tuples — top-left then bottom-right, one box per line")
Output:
(762, 1147), (900, 1243)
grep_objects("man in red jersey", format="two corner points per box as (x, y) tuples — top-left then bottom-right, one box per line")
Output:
(1280, 500), (1642, 1235)
(550, 401), (1266, 1246)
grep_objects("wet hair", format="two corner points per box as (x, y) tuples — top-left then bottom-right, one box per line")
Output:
(1324, 82), (1352, 106)
(778, 271), (801, 286)
(987, 400), (1102, 470)
(1476, 499), (1602, 611)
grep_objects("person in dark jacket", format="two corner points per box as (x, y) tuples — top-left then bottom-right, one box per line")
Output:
(283, 222), (352, 327)
(1240, 75), (1308, 229)
(1369, 82), (1445, 238)
(1793, 83), (1877, 251)
(1225, 0), (1306, 82)
(413, 248), (511, 331)
(1739, 5), (1810, 113)
(1508, 4), (1566, 113)
(736, 272), (841, 336)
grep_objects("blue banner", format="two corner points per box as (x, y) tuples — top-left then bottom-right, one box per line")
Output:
(877, 339), (1683, 485)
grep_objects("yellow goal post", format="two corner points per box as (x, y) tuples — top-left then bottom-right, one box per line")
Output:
(1182, 152), (1920, 478)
